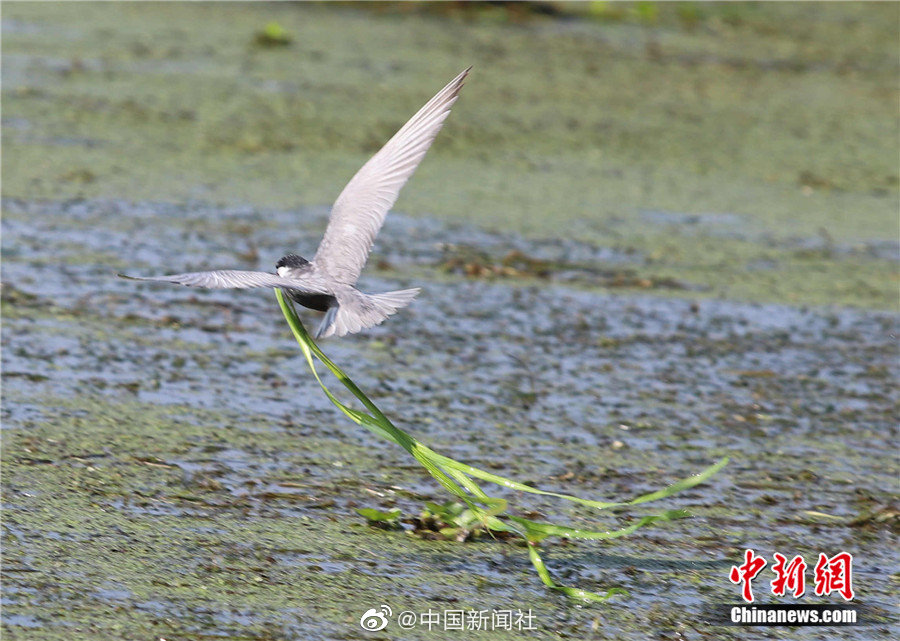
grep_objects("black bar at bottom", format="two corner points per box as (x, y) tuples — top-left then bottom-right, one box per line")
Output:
(701, 603), (886, 627)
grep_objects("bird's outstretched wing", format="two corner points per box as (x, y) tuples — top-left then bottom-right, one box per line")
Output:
(119, 270), (330, 294)
(313, 67), (470, 285)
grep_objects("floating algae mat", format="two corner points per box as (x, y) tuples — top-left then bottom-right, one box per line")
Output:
(276, 289), (727, 602)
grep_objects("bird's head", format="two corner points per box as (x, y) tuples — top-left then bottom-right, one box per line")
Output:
(276, 254), (310, 275)
(276, 254), (309, 269)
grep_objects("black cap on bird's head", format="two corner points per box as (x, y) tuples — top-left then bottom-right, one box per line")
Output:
(276, 254), (310, 270)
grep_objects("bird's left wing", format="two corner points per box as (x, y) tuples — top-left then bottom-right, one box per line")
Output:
(119, 270), (329, 294)
(313, 67), (470, 285)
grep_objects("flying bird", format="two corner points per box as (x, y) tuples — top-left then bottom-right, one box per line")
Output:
(122, 67), (471, 338)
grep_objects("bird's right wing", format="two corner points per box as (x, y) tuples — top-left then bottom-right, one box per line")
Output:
(313, 67), (470, 285)
(119, 270), (329, 294)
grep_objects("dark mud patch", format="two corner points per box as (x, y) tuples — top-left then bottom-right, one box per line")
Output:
(3, 199), (898, 640)
(438, 244), (694, 291)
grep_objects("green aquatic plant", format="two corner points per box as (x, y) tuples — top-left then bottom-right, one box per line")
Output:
(276, 289), (727, 602)
(254, 21), (292, 48)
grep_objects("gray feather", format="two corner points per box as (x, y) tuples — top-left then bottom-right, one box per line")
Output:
(314, 287), (420, 338)
(313, 67), (471, 285)
(119, 270), (330, 294)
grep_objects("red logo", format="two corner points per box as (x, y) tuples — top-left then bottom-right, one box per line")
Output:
(729, 549), (767, 602)
(730, 550), (854, 603)
(813, 552), (854, 600)
(771, 553), (807, 598)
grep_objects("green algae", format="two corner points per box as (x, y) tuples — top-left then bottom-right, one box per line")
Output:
(0, 390), (725, 639)
(3, 2), (897, 309)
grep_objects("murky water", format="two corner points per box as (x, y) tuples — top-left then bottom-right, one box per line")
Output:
(3, 198), (897, 639)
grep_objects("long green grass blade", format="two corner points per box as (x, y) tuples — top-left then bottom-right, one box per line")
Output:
(426, 448), (728, 512)
(276, 290), (477, 504)
(274, 288), (727, 603)
(508, 509), (690, 543)
(527, 544), (629, 603)
(622, 456), (730, 506)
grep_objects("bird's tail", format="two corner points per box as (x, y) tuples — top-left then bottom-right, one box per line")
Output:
(314, 287), (420, 339)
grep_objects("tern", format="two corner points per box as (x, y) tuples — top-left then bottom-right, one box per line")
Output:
(122, 67), (470, 338)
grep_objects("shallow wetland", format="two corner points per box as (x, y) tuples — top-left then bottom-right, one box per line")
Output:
(2, 3), (898, 640)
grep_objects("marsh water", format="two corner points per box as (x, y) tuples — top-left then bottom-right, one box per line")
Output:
(4, 197), (897, 638)
(3, 3), (898, 640)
